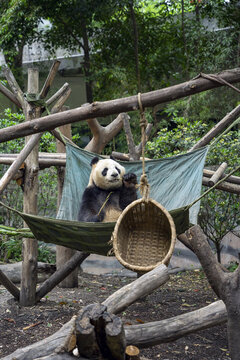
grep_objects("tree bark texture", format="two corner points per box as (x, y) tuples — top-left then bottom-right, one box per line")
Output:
(76, 303), (126, 359)
(1, 67), (240, 143)
(125, 300), (226, 348)
(185, 225), (240, 360)
(20, 68), (40, 306)
(84, 113), (126, 154)
(103, 264), (169, 315)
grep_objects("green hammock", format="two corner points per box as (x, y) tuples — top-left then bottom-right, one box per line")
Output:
(0, 145), (208, 256)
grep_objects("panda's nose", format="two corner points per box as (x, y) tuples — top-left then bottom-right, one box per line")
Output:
(111, 172), (118, 178)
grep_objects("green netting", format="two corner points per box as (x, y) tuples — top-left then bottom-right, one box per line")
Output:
(0, 144), (208, 256)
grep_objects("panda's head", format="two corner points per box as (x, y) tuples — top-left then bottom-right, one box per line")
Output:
(89, 157), (125, 190)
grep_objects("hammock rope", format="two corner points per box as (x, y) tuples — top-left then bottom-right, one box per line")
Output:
(137, 92), (150, 201)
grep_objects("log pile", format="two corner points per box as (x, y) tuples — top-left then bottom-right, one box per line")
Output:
(1, 262), (227, 360)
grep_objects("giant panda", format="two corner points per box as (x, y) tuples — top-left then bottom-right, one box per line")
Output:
(78, 156), (138, 222)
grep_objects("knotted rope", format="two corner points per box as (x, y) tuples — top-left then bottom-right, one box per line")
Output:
(137, 93), (150, 201)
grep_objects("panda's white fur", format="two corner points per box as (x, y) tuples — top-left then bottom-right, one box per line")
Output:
(89, 158), (126, 189)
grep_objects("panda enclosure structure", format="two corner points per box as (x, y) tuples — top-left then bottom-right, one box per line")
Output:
(0, 62), (240, 359)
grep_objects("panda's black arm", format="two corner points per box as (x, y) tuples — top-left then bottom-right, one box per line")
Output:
(119, 173), (138, 210)
(78, 187), (105, 222)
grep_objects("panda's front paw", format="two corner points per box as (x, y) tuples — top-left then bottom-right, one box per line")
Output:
(123, 173), (137, 187)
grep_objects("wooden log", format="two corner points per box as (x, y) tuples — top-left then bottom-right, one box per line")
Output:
(3, 65), (25, 108)
(76, 304), (102, 358)
(50, 86), (71, 114)
(202, 176), (240, 195)
(46, 83), (70, 108)
(20, 68), (40, 306)
(0, 155), (66, 168)
(105, 315), (126, 360)
(76, 303), (125, 360)
(84, 112), (126, 154)
(125, 345), (140, 360)
(203, 168), (240, 185)
(1, 67), (240, 143)
(35, 252), (89, 303)
(123, 115), (138, 160)
(208, 162), (228, 186)
(0, 132), (42, 194)
(102, 264), (169, 315)
(0, 82), (21, 108)
(39, 60), (61, 99)
(189, 103), (240, 151)
(111, 152), (130, 161)
(1, 315), (77, 360)
(0, 262), (56, 284)
(0, 269), (20, 300)
(33, 354), (76, 359)
(125, 300), (227, 348)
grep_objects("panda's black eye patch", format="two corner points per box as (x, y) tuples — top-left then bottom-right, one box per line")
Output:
(115, 167), (121, 174)
(102, 168), (108, 176)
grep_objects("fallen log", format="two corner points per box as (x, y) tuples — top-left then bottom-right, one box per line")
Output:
(0, 262), (56, 284)
(1, 68), (240, 143)
(1, 316), (77, 360)
(125, 300), (227, 348)
(103, 264), (169, 314)
(2, 299), (227, 360)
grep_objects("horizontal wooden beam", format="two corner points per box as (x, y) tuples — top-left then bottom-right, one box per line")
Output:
(0, 67), (240, 143)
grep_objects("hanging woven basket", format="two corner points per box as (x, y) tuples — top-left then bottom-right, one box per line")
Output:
(112, 198), (176, 273)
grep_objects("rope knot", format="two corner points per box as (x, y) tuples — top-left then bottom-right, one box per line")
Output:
(139, 174), (150, 201)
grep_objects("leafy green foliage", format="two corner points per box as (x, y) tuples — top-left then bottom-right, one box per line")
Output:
(0, 236), (56, 263)
(145, 97), (239, 262)
(199, 190), (240, 263)
(0, 109), (57, 262)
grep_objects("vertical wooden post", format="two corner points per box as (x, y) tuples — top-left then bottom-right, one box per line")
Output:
(56, 120), (79, 288)
(20, 68), (40, 306)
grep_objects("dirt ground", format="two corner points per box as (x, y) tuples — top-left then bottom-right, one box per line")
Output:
(0, 269), (230, 360)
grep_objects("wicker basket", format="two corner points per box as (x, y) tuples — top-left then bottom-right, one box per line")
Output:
(112, 198), (176, 273)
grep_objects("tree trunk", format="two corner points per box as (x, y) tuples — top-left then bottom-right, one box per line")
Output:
(20, 68), (40, 306)
(226, 301), (240, 360)
(184, 225), (240, 359)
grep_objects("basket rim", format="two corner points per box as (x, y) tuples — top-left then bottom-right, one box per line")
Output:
(112, 198), (176, 272)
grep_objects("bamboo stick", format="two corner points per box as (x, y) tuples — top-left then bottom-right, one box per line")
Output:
(202, 176), (240, 195)
(208, 162), (228, 186)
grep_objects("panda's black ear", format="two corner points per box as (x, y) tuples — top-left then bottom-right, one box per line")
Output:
(91, 157), (99, 166)
(110, 155), (116, 161)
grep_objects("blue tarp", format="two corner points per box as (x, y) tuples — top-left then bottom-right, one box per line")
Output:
(57, 144), (209, 224)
